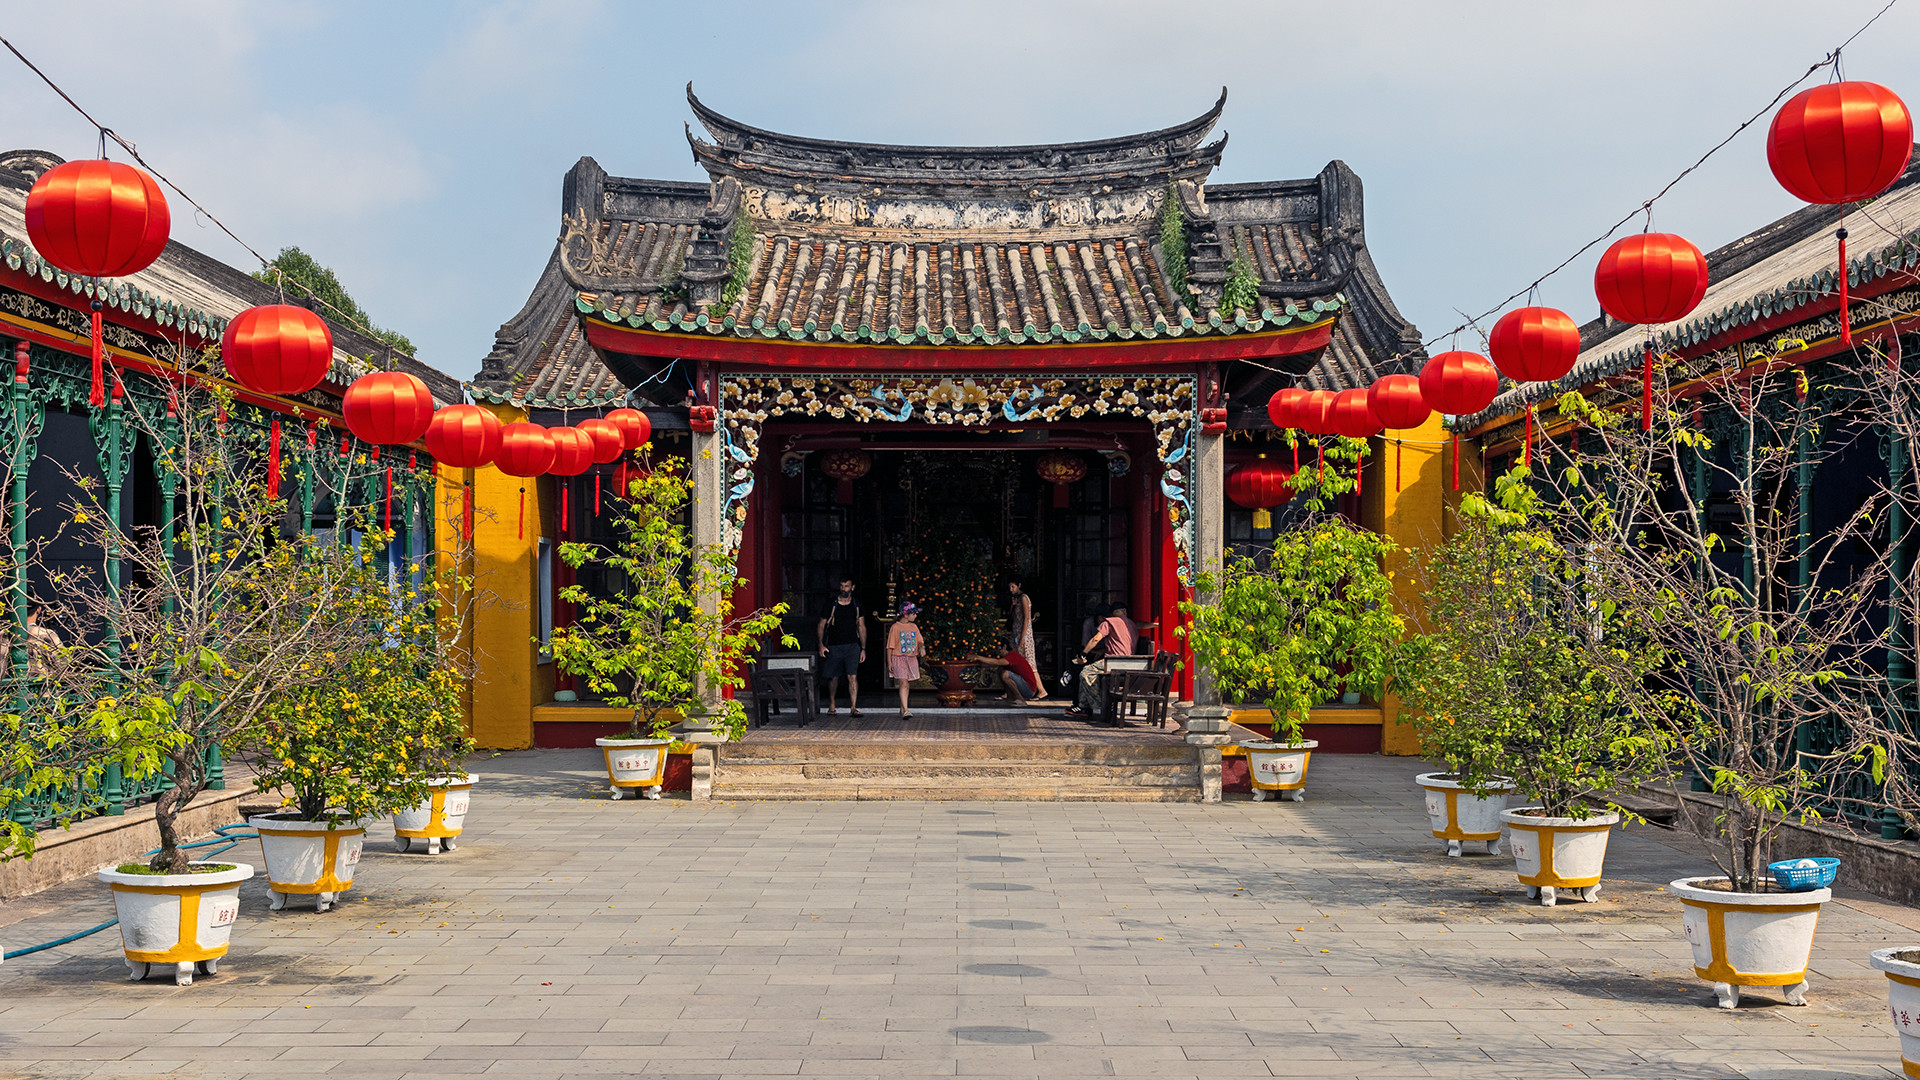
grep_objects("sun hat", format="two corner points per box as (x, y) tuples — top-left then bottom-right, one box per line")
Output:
(900, 601), (919, 616)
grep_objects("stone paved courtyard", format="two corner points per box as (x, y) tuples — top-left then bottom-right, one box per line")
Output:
(0, 751), (1915, 1079)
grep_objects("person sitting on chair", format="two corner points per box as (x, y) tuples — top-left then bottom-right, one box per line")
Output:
(1064, 602), (1138, 720)
(966, 638), (1044, 707)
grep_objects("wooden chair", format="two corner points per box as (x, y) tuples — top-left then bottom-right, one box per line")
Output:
(1096, 655), (1158, 727)
(751, 652), (818, 728)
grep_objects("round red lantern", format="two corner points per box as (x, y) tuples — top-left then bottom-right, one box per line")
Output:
(1367, 374), (1430, 430)
(222, 305), (333, 396)
(1267, 387), (1309, 429)
(820, 448), (872, 505)
(343, 371), (435, 445)
(1328, 389), (1381, 439)
(1035, 450), (1088, 508)
(1418, 351), (1500, 415)
(1296, 390), (1336, 434)
(577, 417), (625, 465)
(546, 427), (595, 476)
(604, 406), (652, 451)
(611, 460), (649, 499)
(1489, 306), (1581, 384)
(25, 160), (171, 279)
(495, 423), (555, 477)
(1595, 234), (1710, 326)
(1768, 81), (1913, 205)
(1228, 454), (1295, 529)
(424, 404), (502, 470)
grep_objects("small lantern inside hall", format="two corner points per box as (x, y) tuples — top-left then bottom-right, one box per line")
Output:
(1034, 450), (1089, 508)
(819, 448), (872, 504)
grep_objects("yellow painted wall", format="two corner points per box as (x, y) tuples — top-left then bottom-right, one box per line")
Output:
(467, 403), (545, 749)
(434, 460), (477, 737)
(1362, 414), (1448, 755)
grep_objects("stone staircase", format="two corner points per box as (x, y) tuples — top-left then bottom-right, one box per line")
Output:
(712, 739), (1203, 801)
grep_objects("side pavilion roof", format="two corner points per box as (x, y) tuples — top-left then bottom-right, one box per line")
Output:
(474, 88), (1425, 420)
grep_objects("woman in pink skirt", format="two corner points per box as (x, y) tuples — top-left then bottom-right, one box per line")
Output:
(885, 602), (922, 720)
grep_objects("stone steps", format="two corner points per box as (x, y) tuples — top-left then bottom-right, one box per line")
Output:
(715, 738), (1202, 801)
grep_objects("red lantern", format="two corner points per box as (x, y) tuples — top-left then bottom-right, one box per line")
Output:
(1767, 81), (1911, 348)
(1296, 390), (1336, 434)
(577, 417), (625, 464)
(1595, 234), (1710, 326)
(1034, 450), (1089, 508)
(820, 448), (873, 505)
(1489, 307), (1580, 384)
(1418, 351), (1500, 416)
(495, 423), (555, 477)
(495, 423), (554, 540)
(24, 160), (170, 279)
(611, 460), (649, 499)
(1768, 81), (1913, 205)
(343, 372), (435, 445)
(1367, 374), (1430, 430)
(1228, 454), (1295, 529)
(605, 407), (652, 451)
(1596, 234), (1709, 431)
(1267, 387), (1308, 429)
(222, 305), (334, 396)
(1328, 389), (1380, 439)
(424, 404), (502, 469)
(547, 427), (595, 476)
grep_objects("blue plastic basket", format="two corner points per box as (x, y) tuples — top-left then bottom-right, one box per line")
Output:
(1768, 857), (1840, 892)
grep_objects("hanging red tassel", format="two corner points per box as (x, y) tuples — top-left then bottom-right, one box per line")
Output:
(463, 482), (474, 541)
(384, 465), (393, 532)
(267, 417), (282, 498)
(1837, 227), (1853, 347)
(518, 486), (526, 539)
(561, 480), (569, 537)
(1641, 342), (1654, 432)
(1355, 447), (1363, 497)
(595, 473), (602, 516)
(88, 309), (104, 408)
(1523, 408), (1534, 467)
(1451, 433), (1460, 492)
(1291, 437), (1299, 473)
(339, 434), (349, 456)
(1395, 439), (1402, 493)
(1316, 439), (1324, 480)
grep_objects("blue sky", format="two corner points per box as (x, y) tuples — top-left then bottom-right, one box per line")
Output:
(2, 0), (1917, 381)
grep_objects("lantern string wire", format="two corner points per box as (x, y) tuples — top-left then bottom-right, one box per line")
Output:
(1373, 0), (1903, 375)
(0, 33), (420, 360)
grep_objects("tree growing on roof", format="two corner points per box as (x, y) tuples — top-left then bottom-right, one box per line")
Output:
(253, 246), (416, 357)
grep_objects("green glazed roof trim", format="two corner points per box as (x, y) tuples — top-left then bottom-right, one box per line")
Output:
(0, 233), (231, 340)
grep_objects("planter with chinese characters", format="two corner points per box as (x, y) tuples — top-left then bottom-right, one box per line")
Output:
(1242, 740), (1316, 802)
(1416, 773), (1512, 857)
(1499, 808), (1618, 905)
(1870, 947), (1920, 1072)
(248, 814), (367, 912)
(393, 774), (478, 853)
(596, 738), (671, 800)
(1673, 876), (1829, 1009)
(99, 861), (253, 986)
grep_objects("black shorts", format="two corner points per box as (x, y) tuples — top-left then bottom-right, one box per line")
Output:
(821, 641), (862, 680)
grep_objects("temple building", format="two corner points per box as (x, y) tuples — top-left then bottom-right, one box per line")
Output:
(467, 88), (1449, 758)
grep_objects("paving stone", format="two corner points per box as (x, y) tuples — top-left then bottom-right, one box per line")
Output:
(0, 752), (1910, 1079)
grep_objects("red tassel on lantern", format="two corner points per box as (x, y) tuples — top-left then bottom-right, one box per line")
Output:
(1355, 447), (1363, 498)
(1451, 434), (1460, 491)
(462, 483), (474, 541)
(1642, 343), (1654, 431)
(1395, 439), (1402, 493)
(384, 465), (393, 533)
(561, 480), (569, 537)
(89, 309), (104, 408)
(267, 417), (282, 498)
(518, 486), (526, 539)
(1835, 226), (1850, 343)
(1523, 408), (1534, 467)
(595, 473), (602, 516)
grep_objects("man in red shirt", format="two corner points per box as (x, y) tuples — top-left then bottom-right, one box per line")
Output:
(967, 640), (1043, 706)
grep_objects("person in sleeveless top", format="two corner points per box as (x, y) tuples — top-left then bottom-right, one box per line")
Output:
(1007, 579), (1047, 701)
(885, 602), (923, 720)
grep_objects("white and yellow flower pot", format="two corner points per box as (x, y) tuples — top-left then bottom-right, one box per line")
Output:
(393, 774), (477, 854)
(1870, 947), (1920, 1073)
(1417, 773), (1513, 857)
(1673, 876), (1829, 1009)
(1499, 808), (1618, 905)
(596, 737), (671, 800)
(248, 814), (366, 913)
(99, 861), (253, 986)
(1242, 740), (1316, 802)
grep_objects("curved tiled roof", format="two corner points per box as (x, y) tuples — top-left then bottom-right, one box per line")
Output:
(474, 95), (1424, 411)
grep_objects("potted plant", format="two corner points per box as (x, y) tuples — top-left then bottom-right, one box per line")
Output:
(43, 386), (394, 982)
(1529, 380), (1887, 1004)
(551, 457), (790, 799)
(1183, 503), (1400, 804)
(244, 541), (474, 889)
(1398, 487), (1652, 882)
